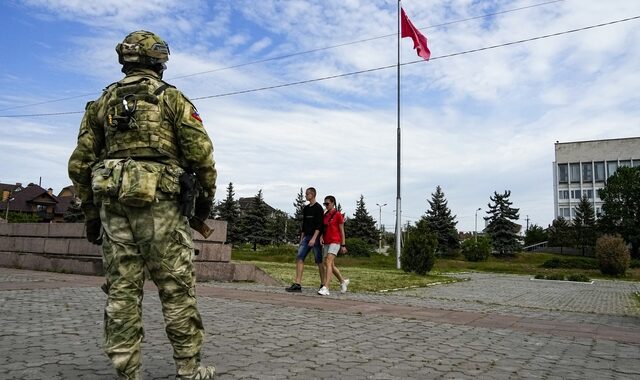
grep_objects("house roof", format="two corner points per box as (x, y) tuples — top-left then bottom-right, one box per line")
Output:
(0, 183), (58, 213)
(0, 182), (23, 194)
(58, 185), (77, 198)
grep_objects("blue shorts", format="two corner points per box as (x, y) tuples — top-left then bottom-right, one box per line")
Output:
(296, 234), (323, 264)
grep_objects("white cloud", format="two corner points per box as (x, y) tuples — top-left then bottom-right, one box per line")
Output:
(1, 0), (640, 232)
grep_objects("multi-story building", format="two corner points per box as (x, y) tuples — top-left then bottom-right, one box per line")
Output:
(553, 137), (640, 221)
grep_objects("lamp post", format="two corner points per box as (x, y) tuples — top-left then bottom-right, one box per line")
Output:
(474, 207), (482, 242)
(5, 197), (14, 221)
(376, 203), (387, 251)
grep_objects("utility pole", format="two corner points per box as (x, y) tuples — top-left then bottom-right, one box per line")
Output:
(525, 215), (530, 231)
(376, 203), (387, 251)
(474, 207), (482, 242)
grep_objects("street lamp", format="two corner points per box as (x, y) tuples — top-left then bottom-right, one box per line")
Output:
(4, 197), (15, 221)
(474, 207), (482, 242)
(376, 203), (387, 251)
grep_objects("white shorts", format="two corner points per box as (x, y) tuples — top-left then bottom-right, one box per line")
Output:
(323, 243), (340, 257)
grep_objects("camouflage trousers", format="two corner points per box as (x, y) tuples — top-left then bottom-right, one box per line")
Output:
(100, 198), (205, 379)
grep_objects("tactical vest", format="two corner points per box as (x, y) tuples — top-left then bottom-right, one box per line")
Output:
(102, 75), (180, 161)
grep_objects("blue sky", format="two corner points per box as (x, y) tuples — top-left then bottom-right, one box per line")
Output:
(1, 0), (639, 233)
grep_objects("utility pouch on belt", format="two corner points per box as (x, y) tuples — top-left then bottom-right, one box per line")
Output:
(158, 165), (183, 195)
(91, 159), (125, 199)
(118, 159), (159, 207)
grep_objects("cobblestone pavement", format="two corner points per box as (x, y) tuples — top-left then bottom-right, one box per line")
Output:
(1, 268), (639, 379)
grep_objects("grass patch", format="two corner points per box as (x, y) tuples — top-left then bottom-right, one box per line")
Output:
(232, 247), (640, 288)
(233, 245), (455, 292)
(246, 261), (456, 292)
(432, 252), (640, 281)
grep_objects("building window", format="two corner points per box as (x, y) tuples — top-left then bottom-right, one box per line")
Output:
(570, 163), (580, 183)
(582, 162), (593, 182)
(571, 208), (576, 218)
(607, 161), (618, 177)
(559, 207), (570, 218)
(558, 163), (568, 183)
(558, 190), (569, 200)
(594, 161), (605, 182)
(571, 190), (581, 199)
(619, 160), (631, 167)
(633, 159), (640, 167)
(582, 189), (594, 199)
(595, 188), (603, 200)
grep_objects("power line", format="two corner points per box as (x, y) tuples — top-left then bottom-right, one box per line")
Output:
(169, 0), (566, 80)
(1, 14), (638, 119)
(0, 0), (564, 113)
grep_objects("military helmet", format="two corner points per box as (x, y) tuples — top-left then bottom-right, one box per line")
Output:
(116, 30), (170, 66)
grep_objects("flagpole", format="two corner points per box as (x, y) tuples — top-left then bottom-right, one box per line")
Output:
(395, 0), (402, 270)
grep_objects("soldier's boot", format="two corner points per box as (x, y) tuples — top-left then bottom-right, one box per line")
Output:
(175, 366), (216, 380)
(117, 367), (142, 380)
(175, 357), (215, 380)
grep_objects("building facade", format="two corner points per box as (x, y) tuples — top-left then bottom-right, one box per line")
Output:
(553, 137), (640, 221)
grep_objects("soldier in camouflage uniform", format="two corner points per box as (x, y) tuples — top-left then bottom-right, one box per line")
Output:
(68, 30), (217, 380)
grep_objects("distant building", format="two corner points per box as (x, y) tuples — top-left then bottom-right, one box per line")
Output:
(553, 137), (640, 221)
(0, 182), (78, 223)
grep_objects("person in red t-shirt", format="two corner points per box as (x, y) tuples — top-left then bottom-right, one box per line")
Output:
(318, 195), (350, 296)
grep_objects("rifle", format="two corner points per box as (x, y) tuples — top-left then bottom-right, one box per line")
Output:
(179, 172), (213, 239)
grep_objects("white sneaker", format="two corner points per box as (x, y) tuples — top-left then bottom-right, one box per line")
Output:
(318, 286), (330, 296)
(340, 279), (350, 293)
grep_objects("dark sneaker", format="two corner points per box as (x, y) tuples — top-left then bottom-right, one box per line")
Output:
(285, 283), (302, 292)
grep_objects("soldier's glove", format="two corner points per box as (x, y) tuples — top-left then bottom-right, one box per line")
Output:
(194, 197), (213, 222)
(190, 197), (214, 239)
(86, 218), (103, 245)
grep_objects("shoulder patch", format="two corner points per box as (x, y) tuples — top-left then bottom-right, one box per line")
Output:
(191, 107), (202, 123)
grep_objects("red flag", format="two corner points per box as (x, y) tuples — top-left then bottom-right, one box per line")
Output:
(401, 8), (430, 61)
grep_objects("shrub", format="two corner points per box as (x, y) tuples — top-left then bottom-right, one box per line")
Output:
(595, 234), (631, 276)
(567, 273), (591, 282)
(630, 259), (640, 269)
(461, 236), (492, 262)
(542, 257), (562, 268)
(345, 237), (372, 257)
(401, 231), (437, 275)
(541, 257), (598, 269)
(546, 273), (565, 281)
(534, 274), (545, 279)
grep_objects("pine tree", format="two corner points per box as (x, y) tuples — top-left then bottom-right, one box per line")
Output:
(241, 189), (270, 250)
(598, 166), (640, 259)
(416, 186), (459, 255)
(293, 188), (305, 225)
(484, 190), (521, 257)
(266, 210), (288, 244)
(573, 195), (597, 256)
(344, 195), (378, 246)
(217, 182), (241, 244)
(524, 224), (547, 246)
(63, 199), (85, 222)
(548, 217), (573, 254)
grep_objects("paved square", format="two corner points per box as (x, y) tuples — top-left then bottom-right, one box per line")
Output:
(1, 268), (639, 379)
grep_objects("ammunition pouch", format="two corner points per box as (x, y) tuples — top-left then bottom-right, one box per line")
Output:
(91, 159), (125, 202)
(118, 160), (161, 207)
(91, 158), (184, 207)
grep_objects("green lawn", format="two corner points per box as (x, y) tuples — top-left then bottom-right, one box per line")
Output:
(232, 245), (456, 292)
(231, 245), (640, 293)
